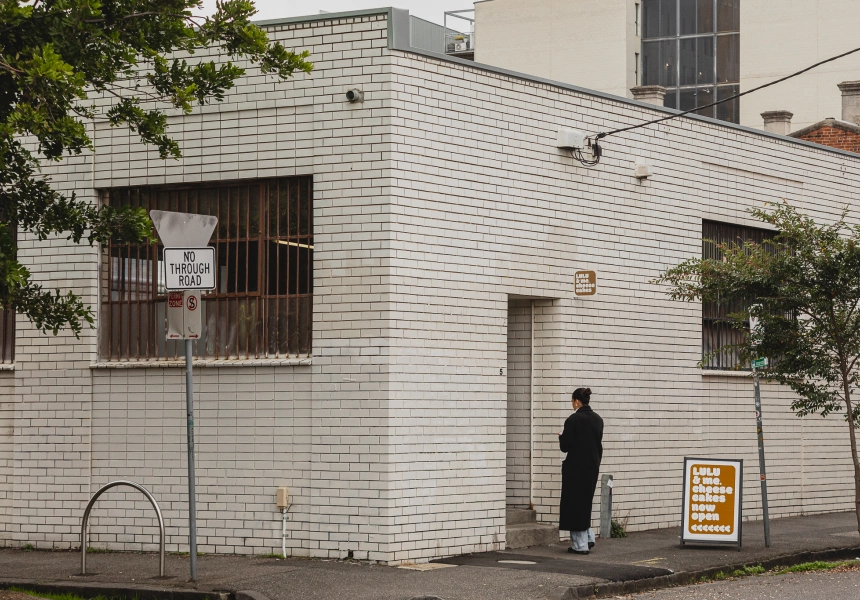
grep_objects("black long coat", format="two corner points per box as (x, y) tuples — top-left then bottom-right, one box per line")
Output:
(558, 405), (604, 532)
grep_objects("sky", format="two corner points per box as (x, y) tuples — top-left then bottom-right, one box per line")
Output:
(200, 0), (476, 26)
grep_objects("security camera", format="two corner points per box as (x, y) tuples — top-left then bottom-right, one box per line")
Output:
(345, 88), (364, 103)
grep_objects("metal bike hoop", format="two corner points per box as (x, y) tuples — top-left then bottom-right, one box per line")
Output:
(81, 480), (165, 577)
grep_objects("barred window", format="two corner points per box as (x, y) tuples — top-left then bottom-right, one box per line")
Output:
(100, 177), (313, 360)
(0, 223), (16, 363)
(702, 220), (772, 370)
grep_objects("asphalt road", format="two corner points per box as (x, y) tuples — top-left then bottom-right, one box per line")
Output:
(622, 570), (860, 599)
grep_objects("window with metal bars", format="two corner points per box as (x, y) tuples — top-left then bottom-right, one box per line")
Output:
(702, 220), (773, 370)
(100, 177), (313, 360)
(0, 223), (16, 364)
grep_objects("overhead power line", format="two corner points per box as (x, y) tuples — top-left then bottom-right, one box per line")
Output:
(595, 44), (860, 141)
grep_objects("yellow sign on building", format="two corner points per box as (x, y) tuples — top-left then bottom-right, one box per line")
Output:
(681, 458), (743, 548)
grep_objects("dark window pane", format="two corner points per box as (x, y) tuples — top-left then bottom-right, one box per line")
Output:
(680, 38), (696, 86)
(660, 0), (676, 36)
(643, 0), (660, 38)
(696, 86), (715, 117)
(661, 39), (677, 86)
(642, 41), (661, 85)
(680, 0), (696, 35)
(664, 89), (678, 110)
(679, 88), (697, 111)
(717, 84), (739, 122)
(698, 0), (714, 32)
(717, 34), (739, 83)
(697, 36), (715, 84)
(717, 0), (739, 31)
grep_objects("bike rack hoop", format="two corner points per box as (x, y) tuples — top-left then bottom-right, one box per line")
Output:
(80, 480), (166, 577)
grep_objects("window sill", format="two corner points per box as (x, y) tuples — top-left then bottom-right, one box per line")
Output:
(90, 357), (312, 369)
(0, 363), (15, 371)
(701, 370), (751, 378)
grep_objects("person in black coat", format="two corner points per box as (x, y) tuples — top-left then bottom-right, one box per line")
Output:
(559, 387), (603, 555)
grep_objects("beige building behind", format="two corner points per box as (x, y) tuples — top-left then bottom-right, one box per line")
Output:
(474, 0), (641, 100)
(472, 0), (860, 131)
(739, 0), (860, 130)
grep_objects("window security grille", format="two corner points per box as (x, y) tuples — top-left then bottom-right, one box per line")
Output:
(702, 220), (772, 370)
(100, 177), (313, 360)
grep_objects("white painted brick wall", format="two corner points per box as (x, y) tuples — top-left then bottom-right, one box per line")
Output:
(506, 300), (532, 508)
(2, 9), (860, 564)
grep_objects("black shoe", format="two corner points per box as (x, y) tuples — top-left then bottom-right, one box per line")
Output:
(588, 542), (595, 549)
(568, 548), (589, 555)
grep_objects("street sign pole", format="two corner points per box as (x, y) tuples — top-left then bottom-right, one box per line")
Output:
(185, 337), (198, 579)
(150, 210), (217, 582)
(749, 309), (771, 548)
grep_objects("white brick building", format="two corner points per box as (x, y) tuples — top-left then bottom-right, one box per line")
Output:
(1, 7), (859, 564)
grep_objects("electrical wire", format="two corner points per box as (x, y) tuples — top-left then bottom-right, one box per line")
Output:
(572, 138), (602, 166)
(595, 43), (860, 142)
(568, 137), (603, 166)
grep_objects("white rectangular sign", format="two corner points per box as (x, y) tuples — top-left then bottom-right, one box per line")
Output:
(166, 290), (203, 340)
(681, 457), (743, 548)
(163, 247), (216, 291)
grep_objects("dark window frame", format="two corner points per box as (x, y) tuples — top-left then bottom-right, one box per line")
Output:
(0, 222), (15, 364)
(100, 177), (313, 361)
(641, 0), (740, 122)
(701, 219), (774, 370)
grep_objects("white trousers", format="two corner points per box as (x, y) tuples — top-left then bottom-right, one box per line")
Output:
(570, 528), (596, 551)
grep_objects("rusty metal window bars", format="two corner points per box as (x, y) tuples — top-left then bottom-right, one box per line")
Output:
(0, 223), (16, 363)
(702, 220), (773, 370)
(100, 177), (313, 360)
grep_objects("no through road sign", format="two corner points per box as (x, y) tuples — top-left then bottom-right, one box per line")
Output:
(164, 247), (216, 290)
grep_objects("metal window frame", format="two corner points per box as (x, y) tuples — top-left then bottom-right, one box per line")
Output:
(0, 221), (15, 364)
(641, 0), (740, 121)
(701, 219), (774, 371)
(99, 177), (313, 361)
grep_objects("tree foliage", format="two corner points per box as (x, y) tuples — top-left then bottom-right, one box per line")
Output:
(657, 201), (860, 531)
(0, 0), (312, 335)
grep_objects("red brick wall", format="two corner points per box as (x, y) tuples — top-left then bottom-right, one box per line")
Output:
(796, 126), (860, 153)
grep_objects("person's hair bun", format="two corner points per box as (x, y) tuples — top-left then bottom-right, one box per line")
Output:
(573, 387), (592, 404)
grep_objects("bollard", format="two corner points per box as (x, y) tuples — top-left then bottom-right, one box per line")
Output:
(600, 474), (613, 539)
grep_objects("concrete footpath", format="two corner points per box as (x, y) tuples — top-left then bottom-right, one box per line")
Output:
(2, 512), (860, 600)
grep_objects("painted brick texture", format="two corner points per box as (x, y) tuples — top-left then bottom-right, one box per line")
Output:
(506, 300), (532, 508)
(2, 10), (860, 565)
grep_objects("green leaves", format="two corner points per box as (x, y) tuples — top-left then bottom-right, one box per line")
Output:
(0, 0), (312, 336)
(657, 202), (860, 427)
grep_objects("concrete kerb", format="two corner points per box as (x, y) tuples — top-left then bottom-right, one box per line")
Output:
(0, 579), (231, 600)
(552, 545), (860, 599)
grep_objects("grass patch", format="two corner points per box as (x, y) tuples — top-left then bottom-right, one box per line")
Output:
(697, 560), (857, 584)
(11, 587), (110, 600)
(698, 565), (765, 583)
(258, 553), (285, 559)
(776, 560), (853, 574)
(21, 544), (34, 552)
(86, 547), (112, 554)
(732, 565), (766, 577)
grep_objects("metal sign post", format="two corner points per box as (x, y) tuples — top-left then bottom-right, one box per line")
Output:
(749, 309), (772, 548)
(151, 211), (217, 581)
